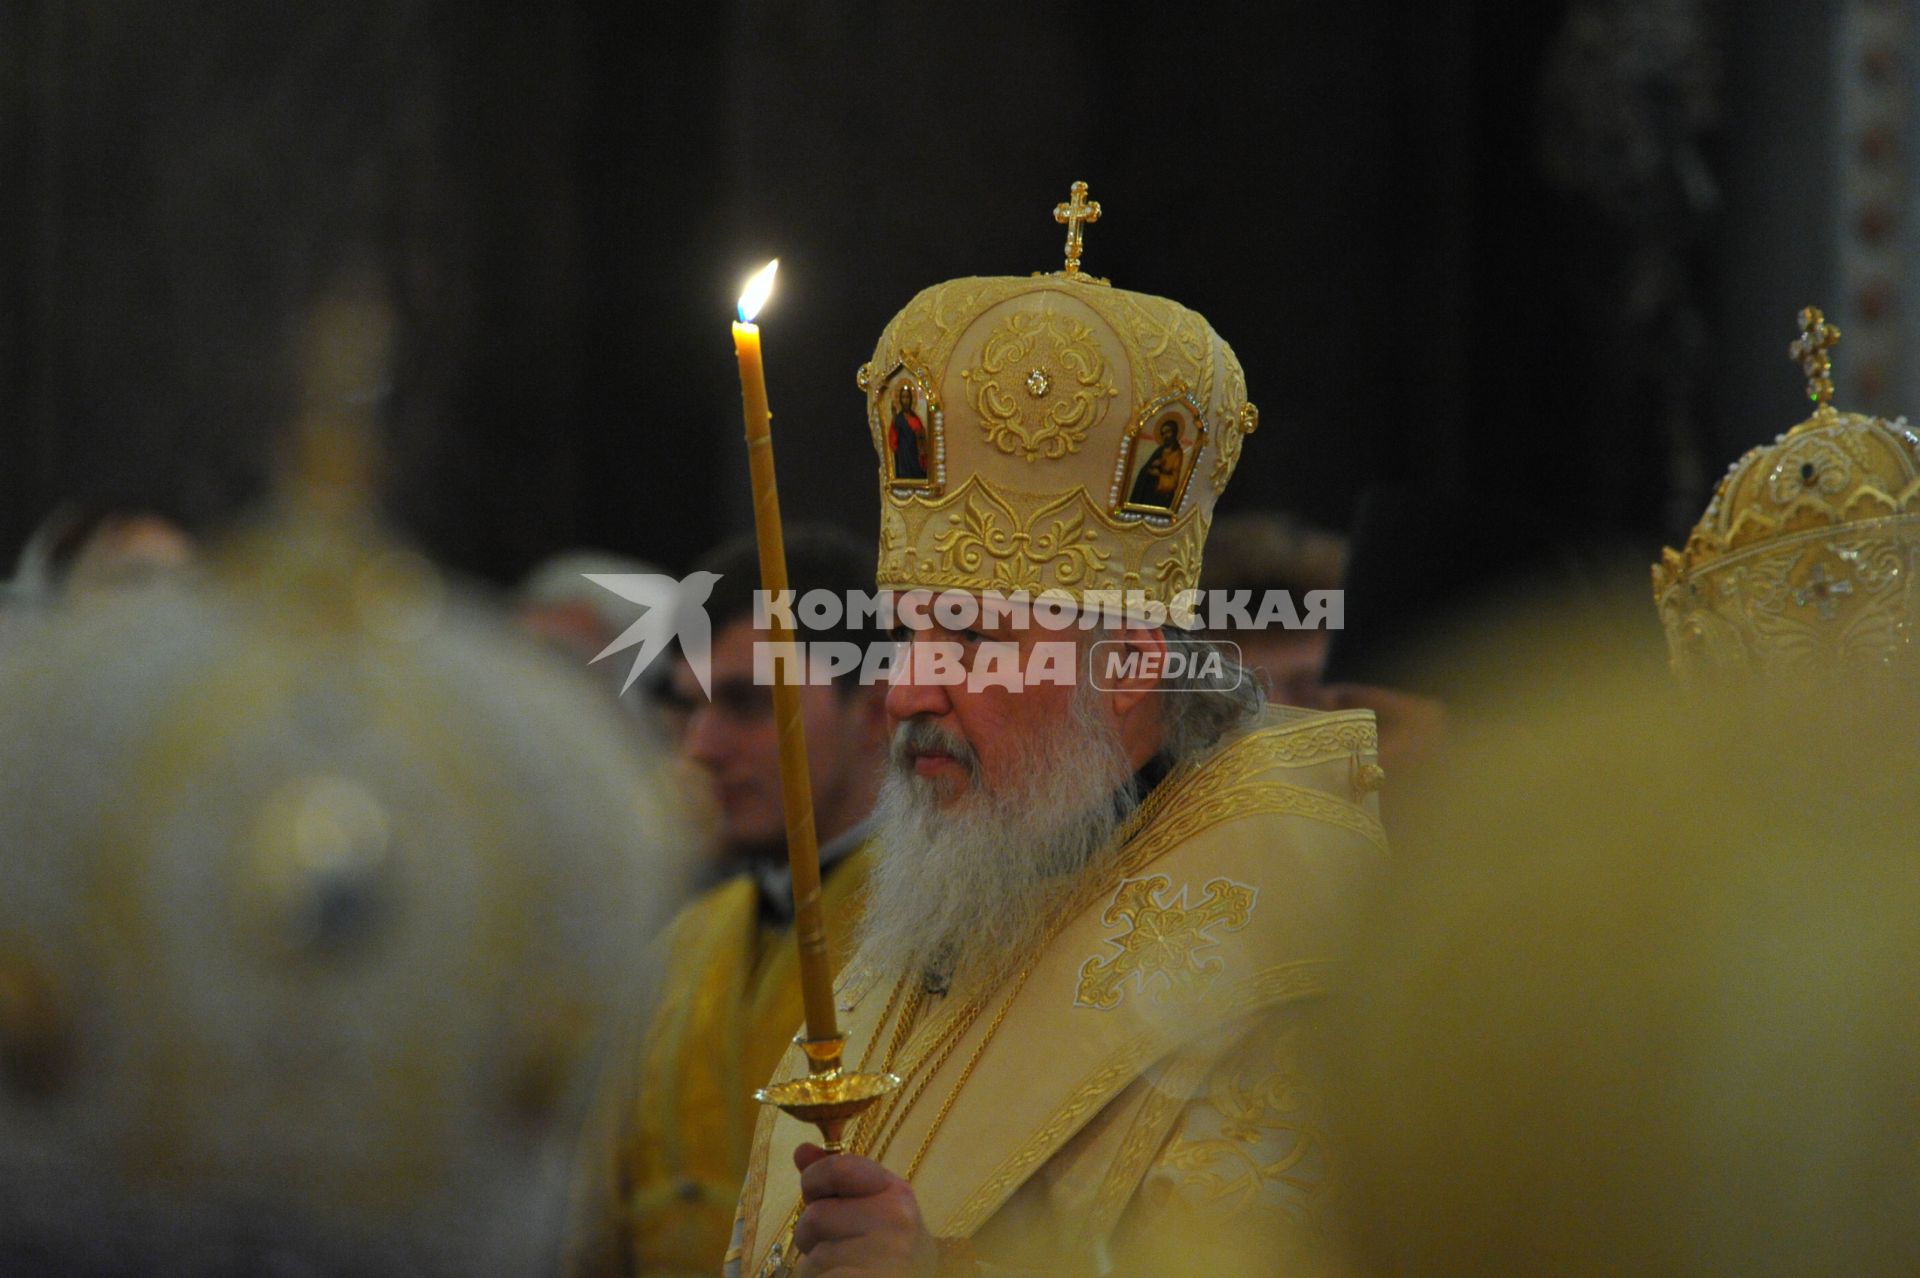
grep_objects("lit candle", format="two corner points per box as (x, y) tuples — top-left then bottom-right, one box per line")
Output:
(730, 260), (840, 1052)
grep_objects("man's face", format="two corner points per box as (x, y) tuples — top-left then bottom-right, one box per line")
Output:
(667, 619), (880, 853)
(861, 595), (1141, 991)
(1235, 629), (1331, 709)
(881, 595), (1089, 807)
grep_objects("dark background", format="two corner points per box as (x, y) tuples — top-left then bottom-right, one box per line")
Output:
(0, 1), (1852, 612)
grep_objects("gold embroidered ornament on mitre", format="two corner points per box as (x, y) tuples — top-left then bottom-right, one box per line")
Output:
(1653, 307), (1920, 681)
(858, 184), (1258, 625)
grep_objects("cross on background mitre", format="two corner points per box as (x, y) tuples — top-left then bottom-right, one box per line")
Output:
(1054, 181), (1101, 277)
(1789, 305), (1841, 407)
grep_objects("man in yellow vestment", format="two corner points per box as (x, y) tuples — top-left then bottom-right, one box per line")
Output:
(726, 189), (1387, 1277)
(622, 528), (891, 1276)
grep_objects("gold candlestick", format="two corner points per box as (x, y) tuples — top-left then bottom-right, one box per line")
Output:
(730, 259), (897, 1151)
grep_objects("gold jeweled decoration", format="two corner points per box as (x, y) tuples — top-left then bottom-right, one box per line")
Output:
(1053, 180), (1102, 279)
(960, 310), (1118, 462)
(1652, 305), (1920, 682)
(1789, 306), (1842, 408)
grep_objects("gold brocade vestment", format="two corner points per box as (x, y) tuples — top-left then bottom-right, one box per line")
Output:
(726, 709), (1386, 1277)
(622, 845), (874, 1276)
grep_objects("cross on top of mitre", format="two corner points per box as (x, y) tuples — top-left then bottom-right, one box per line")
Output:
(1053, 181), (1102, 277)
(1790, 305), (1842, 408)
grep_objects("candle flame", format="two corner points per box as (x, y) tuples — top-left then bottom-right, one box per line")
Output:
(737, 259), (779, 324)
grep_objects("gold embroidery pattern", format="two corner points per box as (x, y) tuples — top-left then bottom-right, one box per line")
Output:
(927, 485), (1112, 588)
(1109, 290), (1212, 382)
(1085, 1042), (1220, 1240)
(1111, 773), (1388, 880)
(1256, 717), (1380, 767)
(1766, 435), (1854, 504)
(945, 1056), (1142, 1233)
(876, 506), (915, 591)
(1075, 876), (1257, 1011)
(732, 1098), (779, 1272)
(1048, 721), (1388, 910)
(1153, 1013), (1331, 1222)
(930, 278), (1027, 347)
(1149, 511), (1208, 602)
(1210, 348), (1256, 491)
(1246, 961), (1330, 1007)
(878, 477), (1213, 602)
(1110, 722), (1337, 834)
(1159, 719), (1347, 797)
(1728, 533), (1913, 664)
(941, 961), (1329, 1237)
(960, 311), (1119, 462)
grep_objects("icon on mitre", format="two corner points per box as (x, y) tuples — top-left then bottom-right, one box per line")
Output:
(1117, 397), (1206, 517)
(876, 365), (940, 492)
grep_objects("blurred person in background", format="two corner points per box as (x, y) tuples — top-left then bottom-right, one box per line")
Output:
(1332, 315), (1920, 1278)
(614, 525), (889, 1277)
(1317, 484), (1624, 786)
(518, 548), (667, 686)
(1332, 606), (1920, 1278)
(515, 550), (721, 862)
(1199, 508), (1348, 707)
(7, 500), (197, 611)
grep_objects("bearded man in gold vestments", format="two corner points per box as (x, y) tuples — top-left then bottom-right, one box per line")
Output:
(619, 528), (891, 1276)
(727, 190), (1388, 1278)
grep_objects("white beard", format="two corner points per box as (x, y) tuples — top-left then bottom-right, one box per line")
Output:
(857, 681), (1136, 998)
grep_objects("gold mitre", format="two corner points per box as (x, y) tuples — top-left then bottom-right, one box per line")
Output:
(857, 182), (1258, 623)
(1653, 306), (1920, 679)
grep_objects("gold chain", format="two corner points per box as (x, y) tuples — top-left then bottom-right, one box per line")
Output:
(854, 972), (916, 1076)
(863, 989), (992, 1162)
(902, 960), (1039, 1180)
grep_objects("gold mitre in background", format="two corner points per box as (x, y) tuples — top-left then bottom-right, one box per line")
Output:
(1653, 307), (1920, 680)
(0, 279), (691, 1274)
(857, 181), (1259, 621)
